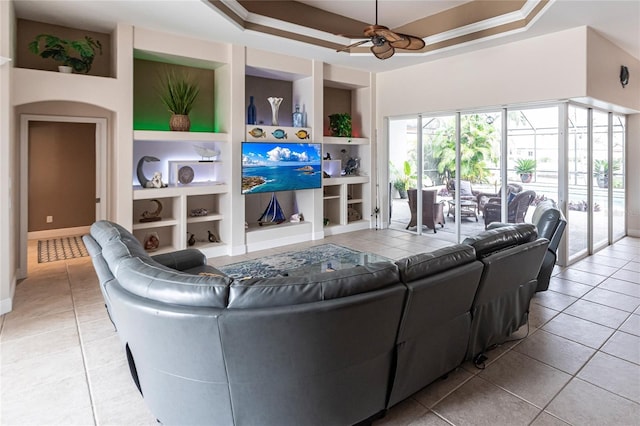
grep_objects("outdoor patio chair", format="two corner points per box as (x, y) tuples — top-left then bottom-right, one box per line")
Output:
(448, 180), (480, 211)
(483, 190), (536, 229)
(406, 189), (445, 233)
(476, 183), (523, 216)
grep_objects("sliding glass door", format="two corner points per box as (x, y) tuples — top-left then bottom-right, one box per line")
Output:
(387, 103), (626, 260)
(388, 117), (418, 232)
(592, 110), (610, 250)
(567, 105), (589, 259)
(507, 106), (560, 208)
(612, 114), (626, 240)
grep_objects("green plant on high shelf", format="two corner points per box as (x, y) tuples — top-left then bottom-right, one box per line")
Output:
(158, 70), (200, 131)
(328, 113), (352, 138)
(28, 34), (102, 73)
(514, 158), (536, 183)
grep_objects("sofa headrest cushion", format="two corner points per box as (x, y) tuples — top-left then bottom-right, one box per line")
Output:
(90, 220), (150, 263)
(462, 223), (538, 258)
(532, 200), (565, 240)
(82, 234), (115, 285)
(396, 245), (477, 283)
(227, 261), (400, 309)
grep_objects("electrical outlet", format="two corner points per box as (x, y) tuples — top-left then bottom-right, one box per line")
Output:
(46, 216), (53, 223)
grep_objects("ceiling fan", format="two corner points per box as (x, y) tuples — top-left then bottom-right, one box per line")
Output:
(336, 0), (426, 60)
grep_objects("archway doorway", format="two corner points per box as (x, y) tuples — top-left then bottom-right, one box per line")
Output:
(19, 115), (107, 278)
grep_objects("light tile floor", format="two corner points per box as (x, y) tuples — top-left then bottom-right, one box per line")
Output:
(1, 232), (639, 425)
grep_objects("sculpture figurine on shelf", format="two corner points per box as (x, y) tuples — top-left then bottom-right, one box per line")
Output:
(143, 232), (160, 252)
(140, 199), (163, 223)
(267, 97), (283, 126)
(149, 172), (167, 188)
(189, 208), (208, 217)
(188, 233), (196, 246)
(193, 145), (220, 162)
(344, 158), (359, 175)
(290, 213), (304, 223)
(323, 152), (331, 160)
(137, 156), (166, 188)
(208, 230), (220, 243)
(258, 192), (286, 226)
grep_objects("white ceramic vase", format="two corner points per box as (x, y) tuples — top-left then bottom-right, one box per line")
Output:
(58, 65), (73, 73)
(267, 97), (283, 126)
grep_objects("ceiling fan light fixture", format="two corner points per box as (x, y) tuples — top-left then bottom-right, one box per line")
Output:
(336, 0), (424, 59)
(371, 42), (394, 60)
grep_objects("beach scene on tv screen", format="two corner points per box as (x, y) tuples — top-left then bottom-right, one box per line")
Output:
(242, 142), (322, 194)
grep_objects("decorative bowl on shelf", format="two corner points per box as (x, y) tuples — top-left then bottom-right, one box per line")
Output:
(190, 208), (208, 217)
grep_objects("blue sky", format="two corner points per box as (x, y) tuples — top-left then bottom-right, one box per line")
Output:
(242, 142), (321, 166)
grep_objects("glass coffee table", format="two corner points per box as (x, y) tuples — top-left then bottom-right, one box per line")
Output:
(447, 199), (479, 221)
(284, 251), (392, 277)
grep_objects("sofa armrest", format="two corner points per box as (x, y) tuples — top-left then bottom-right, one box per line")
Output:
(152, 249), (208, 271)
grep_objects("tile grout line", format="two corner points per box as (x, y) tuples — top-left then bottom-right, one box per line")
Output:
(528, 260), (640, 420)
(66, 262), (100, 426)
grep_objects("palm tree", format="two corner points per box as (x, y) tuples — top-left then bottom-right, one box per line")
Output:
(430, 114), (498, 185)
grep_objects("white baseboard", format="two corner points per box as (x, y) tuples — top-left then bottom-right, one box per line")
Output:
(28, 226), (90, 240)
(0, 273), (16, 315)
(627, 228), (640, 237)
(0, 296), (12, 315)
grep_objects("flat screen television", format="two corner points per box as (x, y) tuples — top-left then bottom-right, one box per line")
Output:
(242, 142), (323, 194)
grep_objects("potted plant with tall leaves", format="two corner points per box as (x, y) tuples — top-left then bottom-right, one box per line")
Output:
(28, 34), (102, 73)
(159, 70), (200, 131)
(593, 159), (620, 188)
(514, 158), (536, 183)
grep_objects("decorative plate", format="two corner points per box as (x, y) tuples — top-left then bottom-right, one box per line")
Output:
(178, 166), (194, 184)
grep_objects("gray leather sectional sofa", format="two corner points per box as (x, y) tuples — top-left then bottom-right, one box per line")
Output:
(84, 220), (549, 426)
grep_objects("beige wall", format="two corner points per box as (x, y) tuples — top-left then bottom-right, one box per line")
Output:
(27, 121), (96, 232)
(586, 30), (640, 111)
(377, 26), (640, 236)
(377, 27), (590, 117)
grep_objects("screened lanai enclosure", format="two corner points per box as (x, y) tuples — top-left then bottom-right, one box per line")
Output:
(388, 103), (626, 266)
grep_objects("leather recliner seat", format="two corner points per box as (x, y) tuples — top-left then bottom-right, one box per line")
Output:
(84, 220), (548, 425)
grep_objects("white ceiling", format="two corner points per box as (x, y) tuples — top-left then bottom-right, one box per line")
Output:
(13, 0), (640, 73)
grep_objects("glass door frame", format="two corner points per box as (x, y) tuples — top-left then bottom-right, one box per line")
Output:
(385, 101), (626, 258)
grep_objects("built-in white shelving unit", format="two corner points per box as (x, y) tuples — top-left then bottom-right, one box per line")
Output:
(15, 21), (376, 258)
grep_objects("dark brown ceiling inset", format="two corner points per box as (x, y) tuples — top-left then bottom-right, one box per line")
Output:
(207, 0), (551, 57)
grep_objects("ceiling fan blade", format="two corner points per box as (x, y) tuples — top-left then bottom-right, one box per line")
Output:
(389, 34), (425, 51)
(336, 39), (369, 53)
(337, 33), (369, 39)
(371, 41), (395, 60)
(375, 28), (404, 43)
